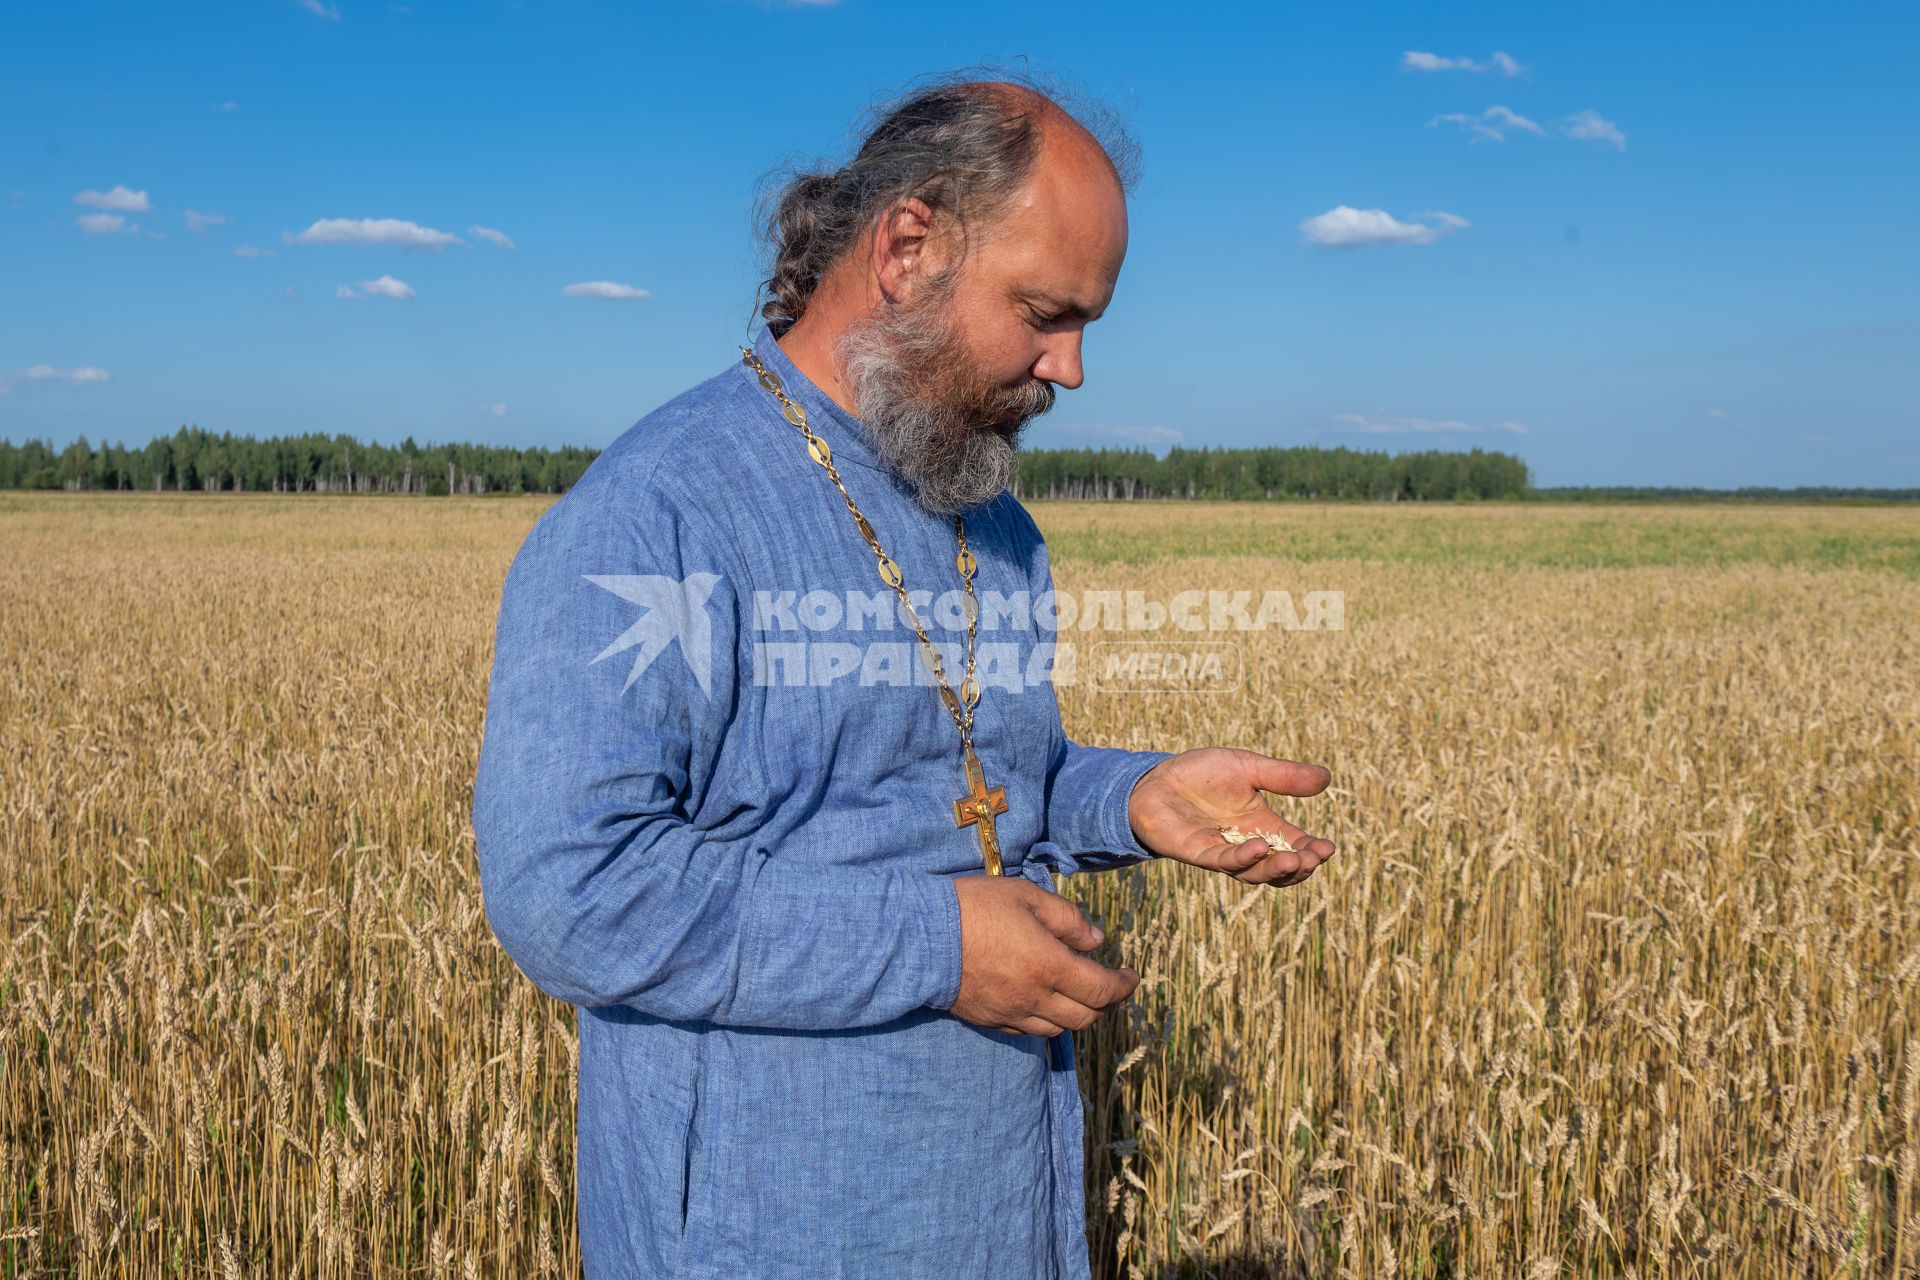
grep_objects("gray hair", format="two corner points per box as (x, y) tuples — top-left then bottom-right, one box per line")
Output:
(749, 66), (1142, 338)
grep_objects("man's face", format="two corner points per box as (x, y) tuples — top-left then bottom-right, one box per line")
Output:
(833, 133), (1129, 515)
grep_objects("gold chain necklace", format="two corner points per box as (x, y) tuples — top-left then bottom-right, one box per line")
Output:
(740, 344), (1011, 876)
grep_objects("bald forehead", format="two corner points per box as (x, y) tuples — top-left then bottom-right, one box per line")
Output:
(974, 121), (1127, 318)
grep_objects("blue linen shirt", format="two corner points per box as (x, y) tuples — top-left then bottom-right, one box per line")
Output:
(473, 324), (1175, 1279)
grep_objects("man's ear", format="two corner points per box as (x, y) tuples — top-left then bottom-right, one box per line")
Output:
(869, 196), (941, 304)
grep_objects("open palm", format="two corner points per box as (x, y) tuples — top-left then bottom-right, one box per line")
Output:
(1127, 747), (1337, 888)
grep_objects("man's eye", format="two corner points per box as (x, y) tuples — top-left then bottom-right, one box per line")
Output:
(1026, 309), (1060, 328)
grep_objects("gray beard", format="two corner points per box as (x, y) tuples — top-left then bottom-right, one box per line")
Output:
(831, 277), (1055, 516)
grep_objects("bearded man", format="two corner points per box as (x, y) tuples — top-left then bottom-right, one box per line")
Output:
(473, 72), (1337, 1280)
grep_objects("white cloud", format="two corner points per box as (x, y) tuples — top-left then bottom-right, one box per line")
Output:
(234, 244), (278, 259)
(217, 101), (239, 111)
(469, 225), (516, 250)
(297, 0), (341, 18)
(491, 402), (509, 416)
(1706, 408), (1727, 419)
(184, 209), (227, 234)
(74, 184), (151, 212)
(1428, 104), (1545, 143)
(1402, 50), (1524, 76)
(1039, 424), (1185, 451)
(337, 274), (417, 300)
(287, 217), (463, 250)
(563, 280), (652, 300)
(0, 365), (112, 394)
(1330, 413), (1528, 435)
(361, 275), (416, 299)
(1300, 206), (1468, 249)
(77, 213), (138, 236)
(1559, 109), (1626, 150)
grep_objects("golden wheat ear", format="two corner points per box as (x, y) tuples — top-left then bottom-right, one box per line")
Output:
(1218, 825), (1297, 854)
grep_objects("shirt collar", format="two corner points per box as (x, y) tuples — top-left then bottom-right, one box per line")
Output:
(747, 325), (889, 475)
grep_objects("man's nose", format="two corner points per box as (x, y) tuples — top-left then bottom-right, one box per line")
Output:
(1033, 333), (1084, 391)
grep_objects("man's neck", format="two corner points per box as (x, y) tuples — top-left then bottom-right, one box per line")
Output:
(774, 313), (862, 421)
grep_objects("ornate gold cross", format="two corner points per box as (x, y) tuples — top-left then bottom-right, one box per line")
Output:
(952, 748), (1009, 876)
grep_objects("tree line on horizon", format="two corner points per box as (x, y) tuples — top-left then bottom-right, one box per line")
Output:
(0, 427), (597, 496)
(1010, 443), (1530, 501)
(0, 427), (1530, 501)
(1, 428), (1911, 502)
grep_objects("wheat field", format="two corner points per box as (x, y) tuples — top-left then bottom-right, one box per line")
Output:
(2, 493), (1916, 1278)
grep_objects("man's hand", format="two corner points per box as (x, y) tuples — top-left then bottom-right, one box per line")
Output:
(948, 876), (1138, 1037)
(1127, 747), (1336, 888)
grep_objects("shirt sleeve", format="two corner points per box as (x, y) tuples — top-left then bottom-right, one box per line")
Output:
(1013, 503), (1177, 877)
(1035, 730), (1175, 876)
(472, 468), (962, 1030)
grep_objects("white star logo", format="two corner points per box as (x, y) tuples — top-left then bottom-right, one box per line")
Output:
(584, 573), (724, 698)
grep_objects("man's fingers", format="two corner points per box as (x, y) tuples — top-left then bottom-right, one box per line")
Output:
(1237, 843), (1306, 883)
(1219, 810), (1336, 884)
(1051, 952), (1140, 1015)
(1191, 834), (1279, 875)
(1252, 815), (1336, 867)
(1023, 889), (1141, 1027)
(1028, 885), (1104, 951)
(1007, 1015), (1067, 1037)
(1238, 839), (1334, 887)
(1244, 752), (1332, 799)
(1030, 985), (1129, 1034)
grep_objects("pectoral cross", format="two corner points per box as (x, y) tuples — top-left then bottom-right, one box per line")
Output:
(953, 748), (1009, 876)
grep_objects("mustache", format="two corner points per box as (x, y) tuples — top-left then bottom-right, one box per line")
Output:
(981, 374), (1055, 429)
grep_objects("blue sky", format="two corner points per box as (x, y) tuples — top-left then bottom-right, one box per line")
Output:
(3, 0), (1915, 487)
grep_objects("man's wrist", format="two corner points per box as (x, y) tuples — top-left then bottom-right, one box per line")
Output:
(1125, 756), (1169, 855)
(1107, 750), (1175, 859)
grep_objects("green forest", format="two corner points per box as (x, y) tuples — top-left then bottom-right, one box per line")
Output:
(0, 428), (598, 496)
(2, 428), (1913, 502)
(0, 428), (1529, 500)
(1013, 443), (1528, 500)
